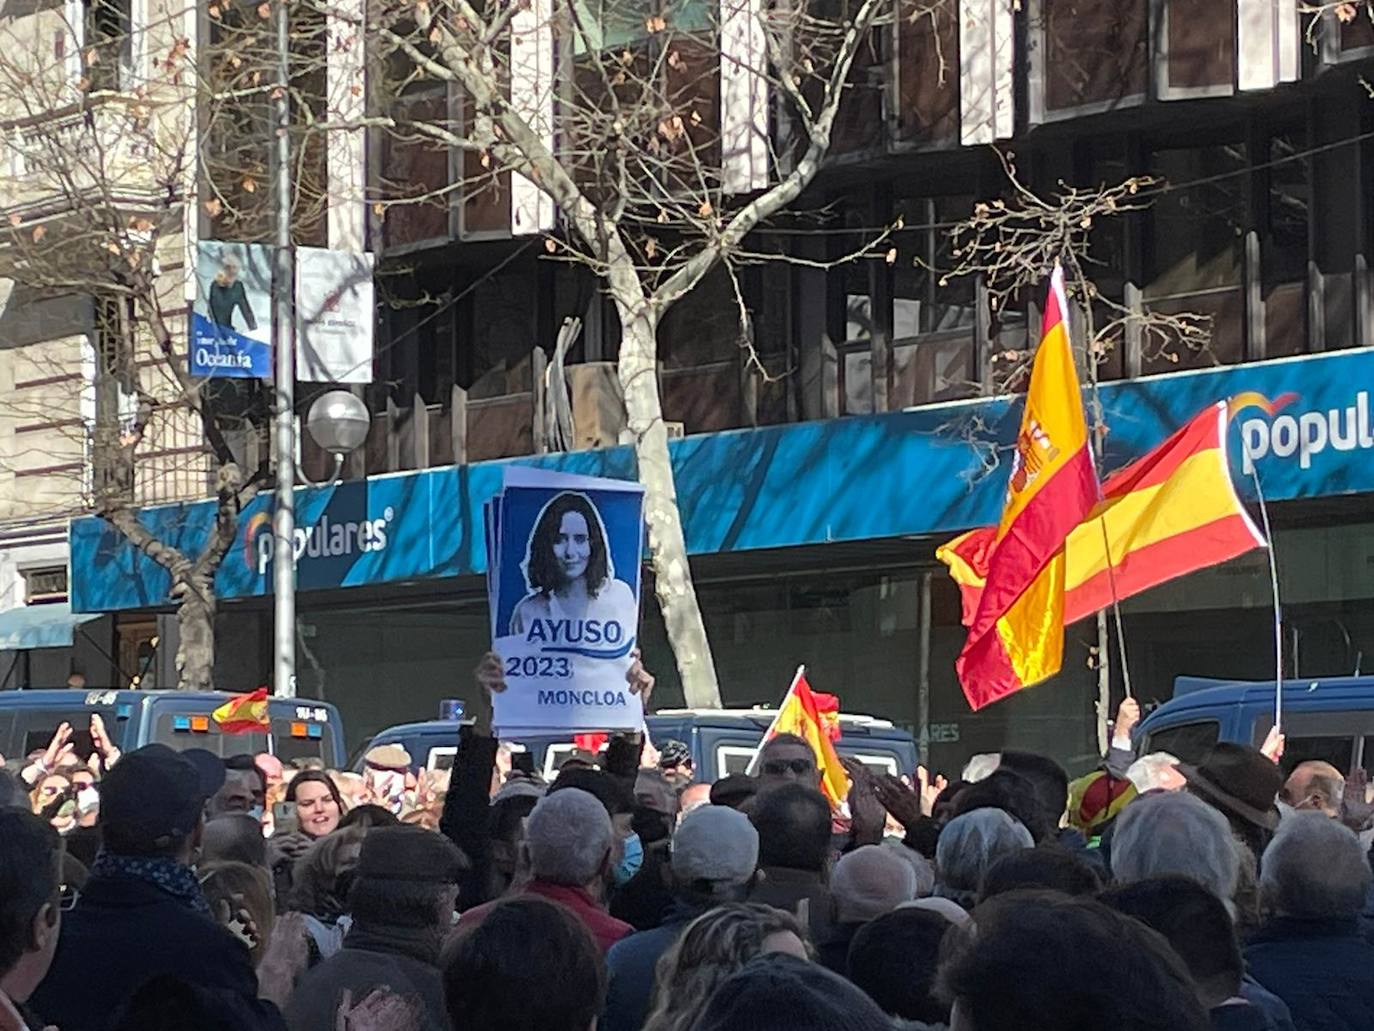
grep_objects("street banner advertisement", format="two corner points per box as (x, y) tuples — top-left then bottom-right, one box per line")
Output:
(190, 241), (272, 378)
(296, 247), (375, 384)
(485, 467), (646, 737)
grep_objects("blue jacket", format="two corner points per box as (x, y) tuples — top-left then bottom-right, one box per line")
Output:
(1244, 916), (1374, 1031)
(602, 902), (705, 1031)
(31, 871), (285, 1031)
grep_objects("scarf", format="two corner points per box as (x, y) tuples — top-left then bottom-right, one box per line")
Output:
(90, 850), (212, 918)
(344, 920), (444, 967)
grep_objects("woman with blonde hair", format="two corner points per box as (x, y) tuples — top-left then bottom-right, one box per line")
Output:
(641, 903), (812, 1031)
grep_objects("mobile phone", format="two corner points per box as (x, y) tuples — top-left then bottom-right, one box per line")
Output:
(273, 801), (298, 835)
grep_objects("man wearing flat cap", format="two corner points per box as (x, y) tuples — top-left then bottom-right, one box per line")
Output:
(284, 825), (467, 1031)
(32, 745), (285, 1031)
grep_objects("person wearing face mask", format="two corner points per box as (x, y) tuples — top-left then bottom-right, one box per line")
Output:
(209, 758), (265, 823)
(67, 767), (100, 830)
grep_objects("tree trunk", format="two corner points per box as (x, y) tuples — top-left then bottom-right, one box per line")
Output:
(174, 577), (217, 691)
(613, 296), (723, 708)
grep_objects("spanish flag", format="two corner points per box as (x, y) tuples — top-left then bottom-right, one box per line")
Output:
(939, 400), (1266, 633)
(951, 266), (1098, 711)
(754, 668), (851, 807)
(212, 688), (271, 735)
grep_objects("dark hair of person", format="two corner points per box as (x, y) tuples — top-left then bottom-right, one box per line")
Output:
(285, 769), (346, 813)
(692, 953), (893, 1031)
(287, 825), (367, 920)
(0, 768), (25, 810)
(997, 751), (1070, 830)
(110, 975), (238, 1031)
(442, 895), (606, 1031)
(952, 769), (1052, 843)
(490, 794), (539, 844)
(63, 824), (102, 871)
(0, 809), (62, 976)
(979, 844), (1104, 902)
(202, 815), (268, 868)
(1100, 876), (1244, 999)
(749, 783), (832, 873)
(846, 908), (952, 1024)
(337, 803), (400, 830)
(525, 492), (610, 595)
(937, 891), (1209, 1031)
(550, 767), (635, 816)
(224, 754), (267, 797)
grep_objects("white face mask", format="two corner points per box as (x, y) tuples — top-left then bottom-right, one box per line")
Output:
(246, 805), (265, 823)
(76, 787), (100, 815)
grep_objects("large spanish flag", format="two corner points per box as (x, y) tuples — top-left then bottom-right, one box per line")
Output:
(753, 668), (851, 807)
(939, 400), (1266, 633)
(952, 266), (1098, 710)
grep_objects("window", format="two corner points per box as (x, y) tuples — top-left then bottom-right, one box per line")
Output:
(1142, 142), (1249, 370)
(1261, 130), (1310, 358)
(1034, 0), (1148, 120)
(1142, 719), (1220, 764)
(83, 0), (141, 93)
(569, 0), (654, 54)
(1156, 0), (1235, 99)
(22, 567), (68, 605)
(894, 3), (958, 145)
(891, 195), (978, 406)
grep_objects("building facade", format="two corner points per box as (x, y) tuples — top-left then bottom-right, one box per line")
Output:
(11, 2), (1374, 773)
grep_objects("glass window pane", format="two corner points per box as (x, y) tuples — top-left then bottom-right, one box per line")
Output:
(1143, 720), (1220, 764)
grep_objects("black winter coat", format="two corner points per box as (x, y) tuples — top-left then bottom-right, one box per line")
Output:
(30, 871), (285, 1031)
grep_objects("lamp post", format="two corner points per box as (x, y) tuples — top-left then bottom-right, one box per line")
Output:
(274, 390), (371, 698)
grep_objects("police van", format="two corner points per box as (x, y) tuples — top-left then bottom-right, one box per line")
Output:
(356, 707), (920, 782)
(1137, 675), (1374, 776)
(0, 690), (346, 767)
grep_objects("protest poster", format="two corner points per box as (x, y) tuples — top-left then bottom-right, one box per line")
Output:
(190, 241), (272, 379)
(485, 467), (646, 736)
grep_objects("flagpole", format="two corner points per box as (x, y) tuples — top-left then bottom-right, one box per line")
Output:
(745, 665), (804, 776)
(1244, 451), (1284, 732)
(1060, 255), (1134, 713)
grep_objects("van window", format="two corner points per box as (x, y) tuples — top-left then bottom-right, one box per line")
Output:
(840, 751), (900, 777)
(715, 745), (758, 780)
(1143, 720), (1220, 764)
(10, 709), (113, 763)
(1253, 711), (1374, 776)
(152, 714), (336, 765)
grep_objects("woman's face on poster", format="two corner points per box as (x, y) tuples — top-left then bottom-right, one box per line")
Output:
(552, 510), (592, 584)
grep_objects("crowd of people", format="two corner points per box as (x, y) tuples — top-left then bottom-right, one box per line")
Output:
(2, 659), (1373, 1031)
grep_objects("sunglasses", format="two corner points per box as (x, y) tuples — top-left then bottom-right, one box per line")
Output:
(762, 758), (815, 776)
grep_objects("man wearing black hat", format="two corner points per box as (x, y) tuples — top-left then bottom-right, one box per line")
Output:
(284, 825), (467, 1031)
(31, 745), (286, 1031)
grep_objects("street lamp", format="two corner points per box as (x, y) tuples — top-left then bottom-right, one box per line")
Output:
(306, 390), (371, 482)
(275, 390), (371, 699)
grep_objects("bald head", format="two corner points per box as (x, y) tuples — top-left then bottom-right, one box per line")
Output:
(1282, 761), (1344, 817)
(831, 844), (918, 923)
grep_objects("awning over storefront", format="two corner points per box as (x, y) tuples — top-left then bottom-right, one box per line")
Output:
(69, 347), (1374, 614)
(0, 603), (99, 650)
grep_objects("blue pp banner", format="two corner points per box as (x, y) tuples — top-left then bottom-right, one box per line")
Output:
(485, 467), (646, 736)
(190, 241), (273, 379)
(70, 349), (1374, 615)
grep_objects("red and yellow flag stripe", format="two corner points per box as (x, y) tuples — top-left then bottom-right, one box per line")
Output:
(953, 266), (1098, 711)
(939, 401), (1266, 643)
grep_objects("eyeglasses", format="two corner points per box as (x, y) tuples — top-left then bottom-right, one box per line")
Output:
(761, 759), (815, 777)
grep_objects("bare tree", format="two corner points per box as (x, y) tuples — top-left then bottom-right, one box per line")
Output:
(356, 0), (915, 706)
(0, 1), (274, 689)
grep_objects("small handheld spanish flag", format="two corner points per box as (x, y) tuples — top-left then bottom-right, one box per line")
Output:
(212, 688), (271, 735)
(752, 667), (851, 808)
